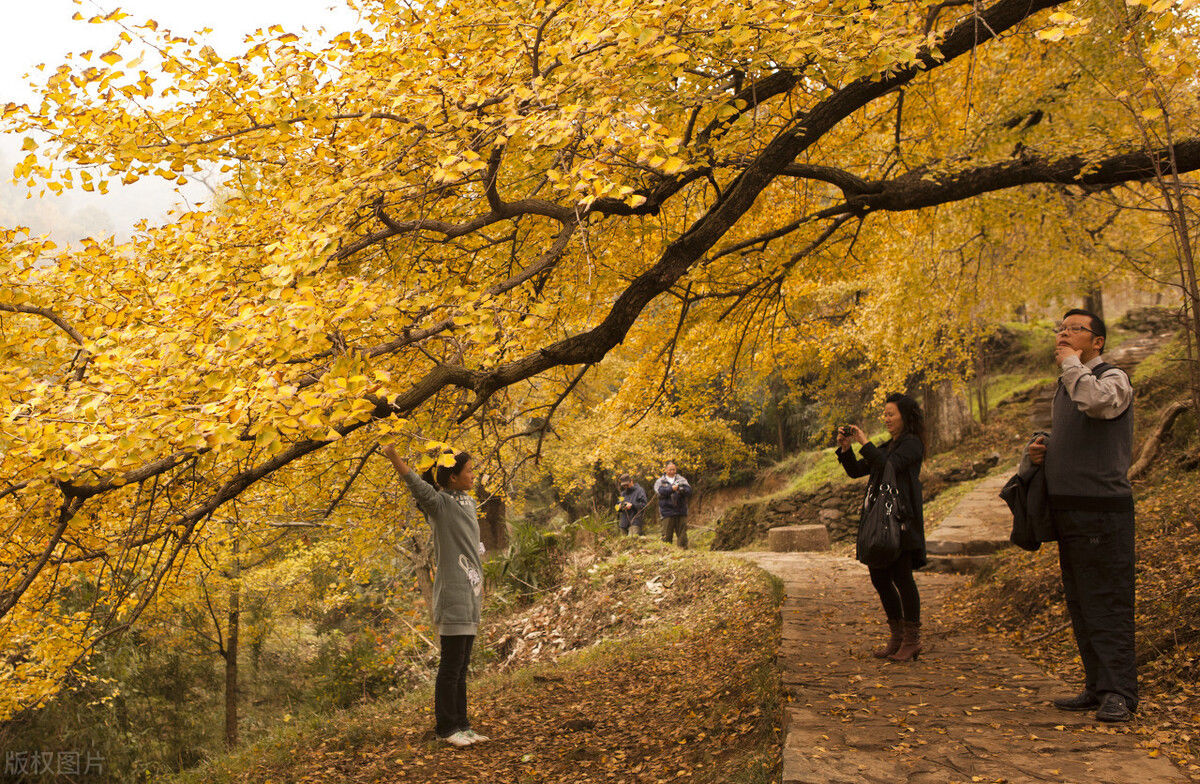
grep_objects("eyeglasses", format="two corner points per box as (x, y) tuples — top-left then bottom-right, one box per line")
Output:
(1053, 324), (1098, 336)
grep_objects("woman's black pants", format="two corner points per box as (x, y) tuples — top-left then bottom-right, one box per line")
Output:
(868, 552), (920, 623)
(435, 634), (474, 737)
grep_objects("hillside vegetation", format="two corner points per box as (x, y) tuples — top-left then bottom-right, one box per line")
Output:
(173, 544), (784, 784)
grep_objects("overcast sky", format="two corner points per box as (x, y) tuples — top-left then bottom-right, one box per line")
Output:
(1, 0), (358, 104)
(1, 0), (360, 239)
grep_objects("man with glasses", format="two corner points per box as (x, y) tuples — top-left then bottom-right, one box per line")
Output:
(1021, 308), (1136, 722)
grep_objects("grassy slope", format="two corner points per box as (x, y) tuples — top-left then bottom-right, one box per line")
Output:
(173, 543), (784, 784)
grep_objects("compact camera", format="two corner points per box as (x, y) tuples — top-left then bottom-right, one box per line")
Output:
(836, 425), (854, 438)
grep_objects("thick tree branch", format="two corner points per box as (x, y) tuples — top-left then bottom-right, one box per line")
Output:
(855, 139), (1200, 213)
(727, 139), (1200, 256)
(778, 163), (877, 196)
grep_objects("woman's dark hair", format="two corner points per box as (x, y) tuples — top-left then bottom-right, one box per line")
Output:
(420, 450), (472, 489)
(885, 393), (925, 444)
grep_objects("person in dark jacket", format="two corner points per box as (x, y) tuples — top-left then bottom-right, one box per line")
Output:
(836, 393), (927, 662)
(617, 474), (648, 536)
(653, 462), (692, 548)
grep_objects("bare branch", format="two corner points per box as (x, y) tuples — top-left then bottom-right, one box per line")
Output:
(534, 364), (593, 463)
(0, 495), (81, 619)
(322, 443), (380, 519)
(0, 303), (91, 382)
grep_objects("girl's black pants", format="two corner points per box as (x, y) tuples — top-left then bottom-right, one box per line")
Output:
(435, 634), (474, 737)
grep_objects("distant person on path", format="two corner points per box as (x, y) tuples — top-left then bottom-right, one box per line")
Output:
(382, 444), (490, 747)
(654, 462), (692, 548)
(1021, 309), (1137, 723)
(617, 473), (648, 536)
(836, 393), (927, 662)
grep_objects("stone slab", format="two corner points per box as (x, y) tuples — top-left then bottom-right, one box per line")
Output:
(769, 524), (831, 552)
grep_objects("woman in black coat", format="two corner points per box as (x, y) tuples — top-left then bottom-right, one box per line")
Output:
(836, 393), (927, 661)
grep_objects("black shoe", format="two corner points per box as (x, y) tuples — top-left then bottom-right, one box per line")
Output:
(1052, 692), (1100, 711)
(1095, 693), (1133, 723)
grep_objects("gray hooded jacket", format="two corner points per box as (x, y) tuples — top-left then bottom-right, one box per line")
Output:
(403, 472), (483, 636)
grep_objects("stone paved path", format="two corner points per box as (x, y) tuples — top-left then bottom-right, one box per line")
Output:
(923, 469), (1016, 573)
(736, 552), (1188, 784)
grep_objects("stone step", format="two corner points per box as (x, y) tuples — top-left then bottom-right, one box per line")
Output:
(922, 553), (997, 574)
(925, 537), (1011, 556)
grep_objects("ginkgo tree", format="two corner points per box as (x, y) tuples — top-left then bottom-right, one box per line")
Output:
(3, 0), (1200, 720)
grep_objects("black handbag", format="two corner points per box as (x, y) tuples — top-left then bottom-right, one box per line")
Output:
(856, 461), (905, 568)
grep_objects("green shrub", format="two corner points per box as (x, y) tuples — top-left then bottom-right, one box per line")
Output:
(312, 630), (403, 709)
(483, 518), (567, 603)
(0, 633), (220, 782)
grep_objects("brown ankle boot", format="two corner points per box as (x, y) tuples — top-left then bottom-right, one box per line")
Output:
(873, 619), (903, 659)
(888, 621), (922, 662)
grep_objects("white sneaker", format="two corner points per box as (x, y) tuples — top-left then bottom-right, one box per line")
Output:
(441, 730), (473, 747)
(462, 729), (490, 743)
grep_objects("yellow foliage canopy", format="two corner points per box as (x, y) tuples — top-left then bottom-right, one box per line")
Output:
(2, 0), (1200, 717)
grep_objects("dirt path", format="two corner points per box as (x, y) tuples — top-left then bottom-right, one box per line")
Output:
(737, 552), (1187, 784)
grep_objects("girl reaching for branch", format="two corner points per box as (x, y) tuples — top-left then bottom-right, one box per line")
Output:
(382, 443), (489, 748)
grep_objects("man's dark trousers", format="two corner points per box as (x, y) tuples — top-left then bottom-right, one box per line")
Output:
(1054, 508), (1137, 710)
(662, 515), (688, 548)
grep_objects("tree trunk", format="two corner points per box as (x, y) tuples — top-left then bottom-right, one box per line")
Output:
(974, 334), (990, 424)
(1121, 30), (1200, 430)
(224, 583), (239, 748)
(478, 490), (508, 555)
(775, 393), (788, 456)
(922, 380), (975, 454)
(1170, 208), (1200, 419)
(1084, 286), (1105, 321)
(406, 535), (435, 608)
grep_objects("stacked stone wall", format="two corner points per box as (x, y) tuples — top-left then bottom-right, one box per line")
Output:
(710, 454), (1000, 550)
